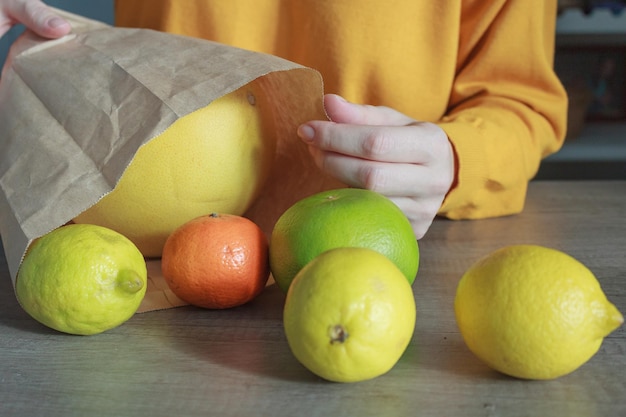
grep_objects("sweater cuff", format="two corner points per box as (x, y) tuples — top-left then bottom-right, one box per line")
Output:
(437, 119), (487, 219)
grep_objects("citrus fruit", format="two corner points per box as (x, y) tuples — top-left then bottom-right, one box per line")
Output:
(269, 188), (419, 292)
(74, 80), (275, 257)
(455, 244), (624, 380)
(16, 224), (148, 336)
(161, 213), (270, 309)
(283, 247), (416, 382)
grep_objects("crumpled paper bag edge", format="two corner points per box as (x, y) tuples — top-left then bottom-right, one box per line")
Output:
(0, 9), (343, 314)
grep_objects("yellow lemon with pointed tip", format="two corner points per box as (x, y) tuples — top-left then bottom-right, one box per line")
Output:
(16, 224), (147, 335)
(283, 247), (416, 382)
(455, 244), (623, 380)
(74, 80), (275, 257)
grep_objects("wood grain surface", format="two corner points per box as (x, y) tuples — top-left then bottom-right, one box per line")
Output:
(1, 181), (625, 417)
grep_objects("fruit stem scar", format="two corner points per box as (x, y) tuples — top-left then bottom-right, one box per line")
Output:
(210, 213), (219, 218)
(247, 91), (256, 106)
(329, 324), (348, 344)
(117, 270), (145, 294)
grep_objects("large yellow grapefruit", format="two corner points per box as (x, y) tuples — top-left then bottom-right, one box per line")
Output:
(74, 81), (275, 257)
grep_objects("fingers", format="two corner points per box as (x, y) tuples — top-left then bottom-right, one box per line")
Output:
(300, 95), (457, 239)
(324, 94), (415, 126)
(387, 196), (442, 239)
(1, 0), (70, 39)
(298, 119), (449, 165)
(308, 142), (442, 239)
(21, 0), (71, 38)
(306, 144), (453, 198)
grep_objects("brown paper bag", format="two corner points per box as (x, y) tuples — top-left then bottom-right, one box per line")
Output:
(0, 9), (343, 312)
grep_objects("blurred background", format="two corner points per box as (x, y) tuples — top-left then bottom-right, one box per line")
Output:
(541, 0), (626, 179)
(1, 0), (625, 179)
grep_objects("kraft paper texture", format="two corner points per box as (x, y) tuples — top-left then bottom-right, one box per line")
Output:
(0, 9), (343, 312)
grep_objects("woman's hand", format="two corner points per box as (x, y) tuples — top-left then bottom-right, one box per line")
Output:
(298, 94), (456, 239)
(1, 0), (70, 39)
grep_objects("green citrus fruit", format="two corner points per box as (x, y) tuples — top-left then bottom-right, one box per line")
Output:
(269, 188), (419, 292)
(74, 80), (275, 257)
(284, 247), (416, 382)
(16, 224), (148, 335)
(455, 244), (623, 380)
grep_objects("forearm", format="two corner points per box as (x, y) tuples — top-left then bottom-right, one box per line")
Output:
(436, 0), (567, 220)
(438, 99), (565, 219)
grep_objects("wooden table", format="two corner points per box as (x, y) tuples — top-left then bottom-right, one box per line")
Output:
(1, 181), (625, 417)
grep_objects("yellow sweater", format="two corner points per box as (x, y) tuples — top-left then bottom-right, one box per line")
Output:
(115, 0), (567, 220)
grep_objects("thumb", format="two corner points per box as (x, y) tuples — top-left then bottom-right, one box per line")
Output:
(6, 0), (71, 39)
(323, 93), (415, 126)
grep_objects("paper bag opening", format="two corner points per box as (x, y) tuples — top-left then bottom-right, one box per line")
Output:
(0, 10), (343, 312)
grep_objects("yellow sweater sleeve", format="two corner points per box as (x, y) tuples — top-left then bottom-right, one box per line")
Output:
(437, 0), (567, 219)
(115, 0), (568, 221)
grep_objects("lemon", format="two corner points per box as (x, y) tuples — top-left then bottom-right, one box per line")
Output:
(74, 80), (275, 257)
(283, 247), (416, 382)
(455, 244), (623, 380)
(16, 224), (148, 335)
(270, 188), (419, 292)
